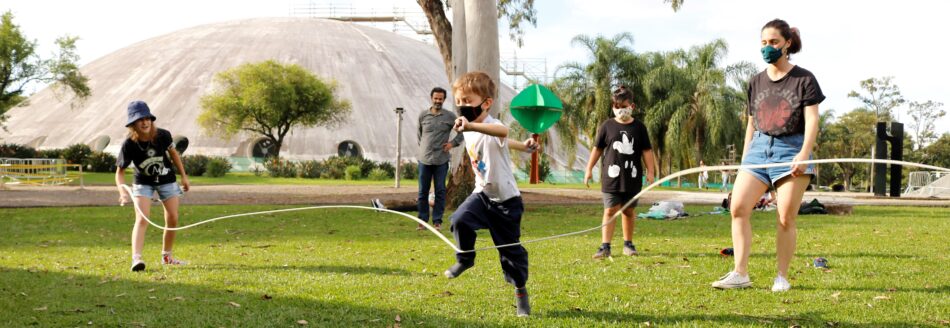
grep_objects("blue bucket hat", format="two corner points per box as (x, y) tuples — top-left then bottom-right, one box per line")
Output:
(126, 100), (157, 127)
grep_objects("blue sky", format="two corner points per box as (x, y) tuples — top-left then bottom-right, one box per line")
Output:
(5, 0), (948, 137)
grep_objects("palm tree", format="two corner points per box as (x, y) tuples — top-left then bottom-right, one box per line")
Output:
(549, 33), (651, 160)
(642, 39), (745, 179)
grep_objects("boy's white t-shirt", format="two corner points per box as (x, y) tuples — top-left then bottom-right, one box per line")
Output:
(463, 115), (521, 202)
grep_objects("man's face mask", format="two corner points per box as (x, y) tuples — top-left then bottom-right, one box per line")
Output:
(457, 99), (487, 122)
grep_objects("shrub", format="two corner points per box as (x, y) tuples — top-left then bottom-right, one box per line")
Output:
(265, 158), (297, 178)
(0, 143), (37, 158)
(62, 144), (92, 165)
(298, 160), (324, 179)
(205, 157), (232, 177)
(182, 155), (210, 176)
(36, 148), (64, 160)
(376, 161), (396, 178)
(521, 155), (552, 182)
(400, 161), (418, 180)
(345, 165), (362, 180)
(321, 156), (377, 178)
(367, 168), (391, 180)
(84, 151), (117, 172)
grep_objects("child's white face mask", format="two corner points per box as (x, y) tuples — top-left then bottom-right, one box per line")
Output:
(613, 107), (633, 120)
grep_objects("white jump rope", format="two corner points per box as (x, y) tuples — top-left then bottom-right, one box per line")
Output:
(120, 158), (949, 254)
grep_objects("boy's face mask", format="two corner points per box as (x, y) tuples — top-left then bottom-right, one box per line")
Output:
(612, 101), (635, 120)
(457, 99), (487, 122)
(613, 107), (633, 120)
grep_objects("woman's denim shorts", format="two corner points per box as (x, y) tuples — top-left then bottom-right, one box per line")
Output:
(132, 182), (183, 201)
(740, 131), (814, 186)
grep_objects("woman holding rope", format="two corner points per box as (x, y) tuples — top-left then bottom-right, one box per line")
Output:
(711, 19), (824, 292)
(116, 101), (191, 272)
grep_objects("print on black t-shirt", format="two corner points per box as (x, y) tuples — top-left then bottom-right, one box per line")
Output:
(748, 66), (826, 136)
(116, 128), (177, 186)
(594, 119), (652, 193)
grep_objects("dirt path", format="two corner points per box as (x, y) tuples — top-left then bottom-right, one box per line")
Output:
(1, 184), (947, 208)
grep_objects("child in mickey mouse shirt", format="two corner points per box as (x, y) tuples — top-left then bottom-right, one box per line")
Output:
(584, 86), (655, 259)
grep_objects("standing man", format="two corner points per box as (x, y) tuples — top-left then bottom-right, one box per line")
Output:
(416, 87), (464, 231)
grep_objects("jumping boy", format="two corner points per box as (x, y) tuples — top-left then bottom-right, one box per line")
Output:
(443, 71), (538, 317)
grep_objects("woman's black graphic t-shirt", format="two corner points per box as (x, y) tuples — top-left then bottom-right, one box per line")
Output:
(594, 119), (652, 193)
(748, 66), (825, 136)
(116, 128), (177, 186)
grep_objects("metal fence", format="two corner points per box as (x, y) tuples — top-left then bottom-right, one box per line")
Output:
(0, 158), (83, 187)
(905, 171), (950, 197)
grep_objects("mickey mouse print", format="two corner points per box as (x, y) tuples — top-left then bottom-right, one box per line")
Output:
(594, 119), (652, 193)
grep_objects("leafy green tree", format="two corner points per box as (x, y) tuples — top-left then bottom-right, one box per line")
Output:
(822, 108), (877, 190)
(0, 11), (90, 126)
(643, 39), (745, 174)
(552, 33), (640, 146)
(847, 76), (903, 123)
(919, 133), (950, 170)
(198, 60), (351, 158)
(906, 100), (945, 150)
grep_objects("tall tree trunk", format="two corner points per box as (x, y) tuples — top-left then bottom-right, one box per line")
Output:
(451, 0), (467, 81)
(444, 0), (474, 209)
(464, 0), (500, 98)
(843, 171), (852, 191)
(417, 0), (454, 81)
(448, 0), (500, 209)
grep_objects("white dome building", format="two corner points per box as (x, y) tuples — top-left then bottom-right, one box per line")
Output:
(0, 18), (588, 172)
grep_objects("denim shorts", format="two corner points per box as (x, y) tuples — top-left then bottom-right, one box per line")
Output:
(740, 131), (814, 187)
(132, 182), (183, 201)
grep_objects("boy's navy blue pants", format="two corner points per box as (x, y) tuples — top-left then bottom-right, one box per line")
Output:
(450, 192), (529, 288)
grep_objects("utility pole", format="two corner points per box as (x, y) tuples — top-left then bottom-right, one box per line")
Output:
(394, 107), (405, 188)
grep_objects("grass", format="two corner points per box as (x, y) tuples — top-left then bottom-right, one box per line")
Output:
(1, 204), (947, 327)
(68, 172), (417, 187)
(69, 172), (713, 193)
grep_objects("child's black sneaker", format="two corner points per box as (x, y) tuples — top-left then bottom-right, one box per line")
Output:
(443, 262), (473, 279)
(622, 241), (638, 256)
(515, 287), (530, 317)
(592, 245), (611, 259)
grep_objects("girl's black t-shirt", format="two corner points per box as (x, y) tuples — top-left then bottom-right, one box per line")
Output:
(116, 128), (177, 186)
(748, 65), (825, 136)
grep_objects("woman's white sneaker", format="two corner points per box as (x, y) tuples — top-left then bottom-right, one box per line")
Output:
(771, 275), (791, 292)
(711, 271), (752, 289)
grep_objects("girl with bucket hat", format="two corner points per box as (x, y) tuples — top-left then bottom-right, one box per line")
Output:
(115, 100), (191, 272)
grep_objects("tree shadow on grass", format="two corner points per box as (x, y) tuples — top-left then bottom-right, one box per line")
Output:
(792, 284), (949, 294)
(544, 309), (923, 327)
(645, 251), (924, 260)
(197, 263), (417, 276)
(0, 266), (517, 328)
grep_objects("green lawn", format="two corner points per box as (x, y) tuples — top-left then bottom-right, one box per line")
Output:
(1, 205), (947, 327)
(70, 172), (713, 193)
(69, 172), (417, 187)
